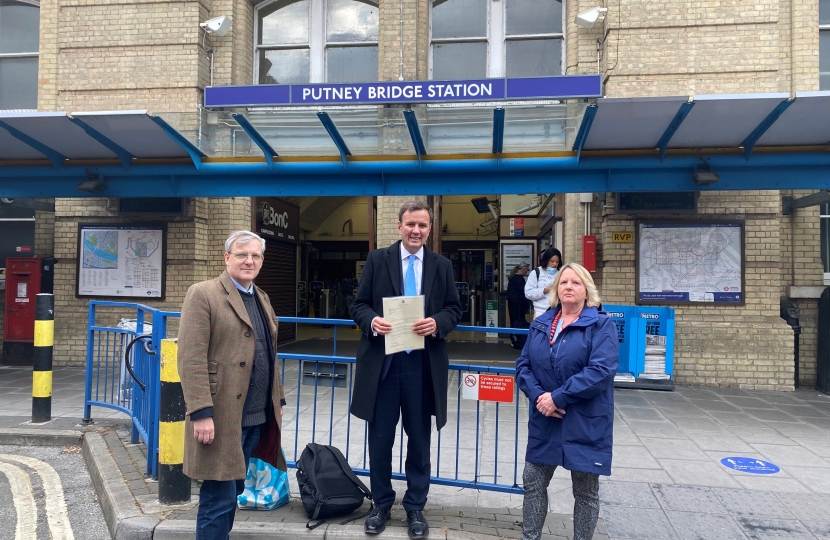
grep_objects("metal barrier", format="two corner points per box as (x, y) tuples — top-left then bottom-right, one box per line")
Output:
(84, 301), (178, 478)
(279, 318), (528, 494)
(84, 303), (673, 490)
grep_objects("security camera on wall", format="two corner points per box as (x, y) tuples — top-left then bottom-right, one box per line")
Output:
(575, 7), (607, 29)
(200, 16), (232, 37)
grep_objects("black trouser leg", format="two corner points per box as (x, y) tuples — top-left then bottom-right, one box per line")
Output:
(400, 350), (431, 511)
(368, 353), (402, 510)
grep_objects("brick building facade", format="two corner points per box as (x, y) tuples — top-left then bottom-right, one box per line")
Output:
(2, 0), (824, 389)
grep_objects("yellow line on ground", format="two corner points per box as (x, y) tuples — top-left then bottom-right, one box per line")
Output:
(0, 462), (37, 540)
(0, 455), (74, 540)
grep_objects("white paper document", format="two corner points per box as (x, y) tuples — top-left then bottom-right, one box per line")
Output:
(382, 295), (425, 355)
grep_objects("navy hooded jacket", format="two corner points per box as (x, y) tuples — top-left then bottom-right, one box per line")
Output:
(515, 305), (619, 476)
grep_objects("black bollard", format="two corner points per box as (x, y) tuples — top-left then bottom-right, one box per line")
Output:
(159, 339), (191, 504)
(32, 293), (54, 423)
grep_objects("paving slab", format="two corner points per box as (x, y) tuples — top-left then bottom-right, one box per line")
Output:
(666, 511), (747, 540)
(736, 517), (817, 540)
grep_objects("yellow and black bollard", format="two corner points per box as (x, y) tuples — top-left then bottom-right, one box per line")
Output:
(159, 339), (190, 504)
(32, 293), (54, 423)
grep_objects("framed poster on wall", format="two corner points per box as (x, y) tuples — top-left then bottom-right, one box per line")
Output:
(76, 223), (166, 299)
(500, 241), (535, 290)
(636, 221), (744, 305)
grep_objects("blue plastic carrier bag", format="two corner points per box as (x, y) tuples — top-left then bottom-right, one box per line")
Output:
(237, 450), (290, 511)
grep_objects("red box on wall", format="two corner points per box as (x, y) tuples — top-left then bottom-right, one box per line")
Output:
(582, 235), (596, 272)
(4, 257), (42, 343)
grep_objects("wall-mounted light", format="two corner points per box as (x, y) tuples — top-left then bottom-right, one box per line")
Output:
(480, 217), (498, 228)
(575, 7), (607, 29)
(693, 158), (720, 186)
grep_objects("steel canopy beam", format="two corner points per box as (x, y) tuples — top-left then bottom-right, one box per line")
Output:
(317, 112), (351, 166)
(740, 99), (794, 159)
(3, 156), (830, 197)
(68, 117), (135, 168)
(403, 110), (427, 166)
(656, 101), (695, 161)
(572, 105), (597, 163)
(492, 108), (505, 154)
(148, 116), (206, 170)
(0, 120), (66, 168)
(231, 113), (278, 168)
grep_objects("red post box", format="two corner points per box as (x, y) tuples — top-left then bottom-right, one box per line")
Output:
(582, 235), (597, 272)
(4, 257), (42, 343)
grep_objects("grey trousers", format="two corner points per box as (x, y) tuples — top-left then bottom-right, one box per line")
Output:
(521, 461), (600, 540)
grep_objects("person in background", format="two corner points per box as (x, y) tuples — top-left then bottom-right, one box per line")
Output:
(524, 247), (563, 319)
(515, 262), (618, 540)
(507, 262), (531, 326)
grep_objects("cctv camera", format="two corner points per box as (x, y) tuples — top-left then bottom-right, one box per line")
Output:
(200, 16), (232, 37)
(575, 7), (607, 29)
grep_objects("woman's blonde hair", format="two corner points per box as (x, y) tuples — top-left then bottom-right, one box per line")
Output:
(548, 263), (602, 308)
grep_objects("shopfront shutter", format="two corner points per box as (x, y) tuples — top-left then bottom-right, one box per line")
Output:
(255, 241), (297, 344)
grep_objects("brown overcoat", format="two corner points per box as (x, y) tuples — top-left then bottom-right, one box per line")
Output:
(178, 271), (286, 481)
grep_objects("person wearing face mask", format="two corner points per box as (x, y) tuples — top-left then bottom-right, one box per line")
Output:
(524, 248), (563, 319)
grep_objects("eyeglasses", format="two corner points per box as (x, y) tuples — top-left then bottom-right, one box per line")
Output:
(230, 252), (263, 262)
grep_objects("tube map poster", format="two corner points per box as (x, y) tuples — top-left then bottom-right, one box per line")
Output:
(637, 222), (742, 304)
(77, 224), (165, 298)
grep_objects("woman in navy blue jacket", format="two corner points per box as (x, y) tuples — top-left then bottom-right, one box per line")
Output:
(516, 263), (618, 540)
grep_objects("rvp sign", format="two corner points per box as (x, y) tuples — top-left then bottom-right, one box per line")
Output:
(611, 232), (633, 243)
(460, 373), (514, 403)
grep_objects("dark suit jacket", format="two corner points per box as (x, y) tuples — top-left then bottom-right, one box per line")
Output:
(350, 241), (462, 429)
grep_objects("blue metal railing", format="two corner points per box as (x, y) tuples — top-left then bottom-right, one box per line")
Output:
(84, 304), (675, 486)
(84, 301), (178, 478)
(274, 317), (529, 494)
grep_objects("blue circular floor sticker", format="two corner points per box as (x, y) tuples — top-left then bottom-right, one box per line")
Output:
(720, 457), (780, 474)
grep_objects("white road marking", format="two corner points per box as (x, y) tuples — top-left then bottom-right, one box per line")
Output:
(0, 462), (38, 540)
(0, 454), (75, 540)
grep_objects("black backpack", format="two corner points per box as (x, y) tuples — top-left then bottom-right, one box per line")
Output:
(296, 443), (373, 529)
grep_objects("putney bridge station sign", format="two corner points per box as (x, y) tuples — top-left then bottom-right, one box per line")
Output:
(204, 75), (602, 108)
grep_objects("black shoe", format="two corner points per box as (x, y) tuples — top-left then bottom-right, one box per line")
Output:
(364, 506), (391, 535)
(406, 510), (429, 539)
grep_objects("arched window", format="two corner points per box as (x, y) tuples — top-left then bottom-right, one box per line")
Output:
(0, 0), (39, 110)
(430, 0), (563, 79)
(255, 0), (378, 84)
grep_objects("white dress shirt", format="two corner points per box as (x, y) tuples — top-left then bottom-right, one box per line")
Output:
(371, 245), (425, 335)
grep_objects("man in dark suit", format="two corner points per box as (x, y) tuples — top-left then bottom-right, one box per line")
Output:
(350, 201), (461, 539)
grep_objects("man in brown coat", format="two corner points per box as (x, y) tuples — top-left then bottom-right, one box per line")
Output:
(178, 230), (286, 540)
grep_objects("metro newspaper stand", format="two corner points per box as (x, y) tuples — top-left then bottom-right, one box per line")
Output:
(605, 304), (675, 390)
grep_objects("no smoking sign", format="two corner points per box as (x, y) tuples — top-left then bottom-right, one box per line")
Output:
(460, 373), (515, 403)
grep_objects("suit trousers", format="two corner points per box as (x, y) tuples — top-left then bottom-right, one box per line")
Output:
(368, 350), (432, 511)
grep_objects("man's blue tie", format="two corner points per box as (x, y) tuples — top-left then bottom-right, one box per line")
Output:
(405, 255), (417, 354)
(405, 254), (417, 296)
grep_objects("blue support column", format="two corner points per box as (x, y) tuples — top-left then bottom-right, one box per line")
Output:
(68, 117), (135, 168)
(317, 112), (352, 166)
(403, 109), (427, 166)
(740, 99), (793, 159)
(232, 113), (278, 168)
(0, 120), (66, 168)
(572, 105), (597, 164)
(656, 102), (695, 161)
(492, 108), (505, 154)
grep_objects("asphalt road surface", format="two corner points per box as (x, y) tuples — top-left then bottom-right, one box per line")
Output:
(0, 444), (110, 540)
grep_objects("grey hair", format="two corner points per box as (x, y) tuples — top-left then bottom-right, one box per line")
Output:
(548, 263), (602, 308)
(224, 230), (266, 254)
(398, 200), (434, 223)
